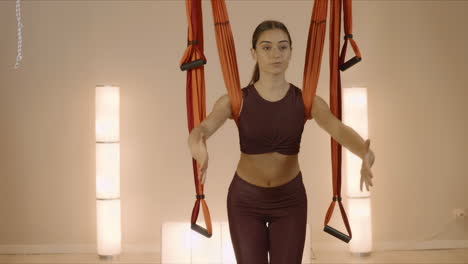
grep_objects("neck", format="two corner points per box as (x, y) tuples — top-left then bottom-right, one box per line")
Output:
(255, 73), (288, 92)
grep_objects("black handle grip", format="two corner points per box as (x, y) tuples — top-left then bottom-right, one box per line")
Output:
(324, 225), (351, 243)
(191, 223), (212, 238)
(181, 59), (206, 71)
(339, 56), (361, 72)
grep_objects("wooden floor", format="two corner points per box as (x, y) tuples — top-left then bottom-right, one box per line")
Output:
(1, 249), (468, 263)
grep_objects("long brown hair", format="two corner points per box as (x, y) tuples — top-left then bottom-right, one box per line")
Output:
(248, 20), (293, 86)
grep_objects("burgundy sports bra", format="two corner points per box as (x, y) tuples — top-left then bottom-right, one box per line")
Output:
(237, 83), (305, 155)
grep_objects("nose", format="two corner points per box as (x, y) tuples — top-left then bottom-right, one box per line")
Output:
(271, 47), (281, 58)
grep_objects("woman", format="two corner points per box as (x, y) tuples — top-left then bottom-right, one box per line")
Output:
(187, 20), (375, 264)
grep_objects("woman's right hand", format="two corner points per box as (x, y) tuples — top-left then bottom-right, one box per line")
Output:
(190, 135), (209, 184)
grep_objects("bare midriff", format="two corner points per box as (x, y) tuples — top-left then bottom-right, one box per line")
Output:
(235, 152), (301, 187)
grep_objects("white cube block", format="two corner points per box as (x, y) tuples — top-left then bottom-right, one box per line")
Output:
(162, 221), (314, 263)
(161, 222), (191, 263)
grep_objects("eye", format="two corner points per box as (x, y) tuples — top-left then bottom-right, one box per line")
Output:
(281, 46), (288, 50)
(262, 47), (271, 51)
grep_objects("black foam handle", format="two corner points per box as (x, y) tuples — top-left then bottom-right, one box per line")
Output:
(191, 223), (212, 238)
(180, 59), (206, 71)
(324, 225), (351, 243)
(339, 56), (361, 72)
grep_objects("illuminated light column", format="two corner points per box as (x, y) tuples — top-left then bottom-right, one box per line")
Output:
(95, 85), (121, 259)
(342, 87), (372, 256)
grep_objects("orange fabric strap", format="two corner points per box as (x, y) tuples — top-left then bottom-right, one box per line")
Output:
(179, 0), (212, 238)
(323, 0), (362, 243)
(209, 0), (243, 127)
(302, 0), (328, 122)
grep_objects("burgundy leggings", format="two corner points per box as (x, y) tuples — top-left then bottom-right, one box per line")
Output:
(227, 171), (308, 264)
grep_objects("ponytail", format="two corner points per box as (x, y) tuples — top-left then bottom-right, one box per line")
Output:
(248, 63), (260, 86)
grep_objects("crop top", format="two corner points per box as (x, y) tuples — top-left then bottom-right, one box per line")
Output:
(237, 83), (306, 155)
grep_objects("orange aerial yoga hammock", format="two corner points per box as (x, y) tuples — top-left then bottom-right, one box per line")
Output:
(179, 0), (362, 243)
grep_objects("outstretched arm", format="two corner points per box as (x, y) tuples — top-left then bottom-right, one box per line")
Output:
(310, 95), (368, 159)
(187, 93), (232, 184)
(310, 95), (375, 191)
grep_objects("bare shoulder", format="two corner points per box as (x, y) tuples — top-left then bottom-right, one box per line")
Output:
(310, 95), (329, 120)
(297, 87), (327, 121)
(198, 93), (233, 139)
(212, 93), (233, 120)
(216, 93), (233, 118)
(216, 88), (246, 119)
(218, 93), (231, 104)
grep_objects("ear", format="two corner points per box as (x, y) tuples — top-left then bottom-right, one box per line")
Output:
(250, 48), (257, 61)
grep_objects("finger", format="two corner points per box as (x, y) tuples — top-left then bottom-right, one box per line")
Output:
(366, 173), (373, 186)
(364, 173), (370, 190)
(202, 171), (207, 185)
(198, 167), (203, 182)
(202, 166), (207, 173)
(367, 177), (372, 188)
(203, 171), (207, 184)
(364, 168), (372, 179)
(364, 164), (373, 179)
(361, 167), (367, 178)
(202, 154), (208, 168)
(196, 161), (202, 173)
(365, 168), (373, 179)
(360, 176), (364, 191)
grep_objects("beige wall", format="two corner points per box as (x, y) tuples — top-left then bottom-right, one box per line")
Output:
(1, 0), (467, 254)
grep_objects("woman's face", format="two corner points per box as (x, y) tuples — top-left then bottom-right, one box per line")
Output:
(251, 29), (292, 75)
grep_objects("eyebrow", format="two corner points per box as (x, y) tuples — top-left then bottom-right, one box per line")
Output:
(259, 40), (289, 44)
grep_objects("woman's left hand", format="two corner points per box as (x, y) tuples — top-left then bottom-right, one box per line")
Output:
(360, 139), (375, 192)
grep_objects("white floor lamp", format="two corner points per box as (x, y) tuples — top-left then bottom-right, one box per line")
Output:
(95, 85), (122, 259)
(343, 87), (372, 256)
